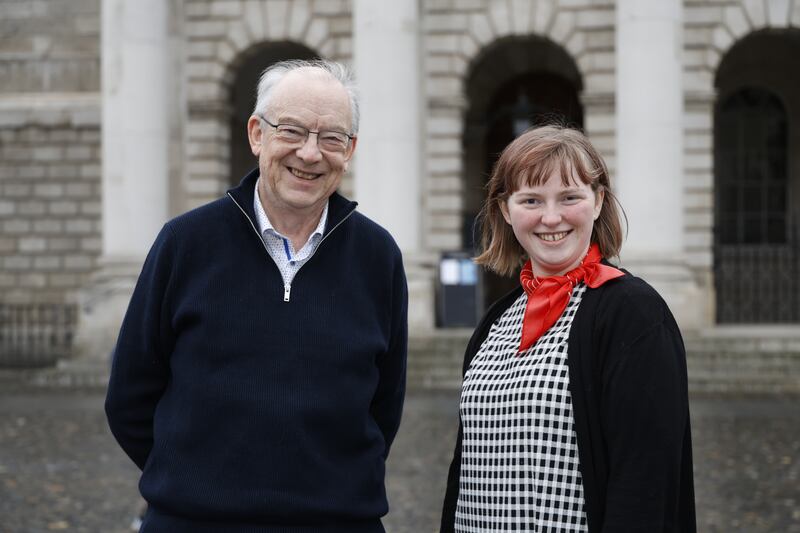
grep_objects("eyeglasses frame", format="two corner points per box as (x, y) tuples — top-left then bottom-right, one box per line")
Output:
(259, 116), (355, 153)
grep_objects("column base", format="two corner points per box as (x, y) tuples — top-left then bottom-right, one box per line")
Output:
(71, 256), (143, 363)
(403, 251), (438, 331)
(618, 253), (708, 333)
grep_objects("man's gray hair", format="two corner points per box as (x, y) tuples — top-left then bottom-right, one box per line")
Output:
(253, 59), (360, 135)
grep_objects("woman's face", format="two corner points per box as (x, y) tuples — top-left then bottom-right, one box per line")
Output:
(501, 169), (603, 277)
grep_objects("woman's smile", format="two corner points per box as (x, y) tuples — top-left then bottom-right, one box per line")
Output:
(537, 230), (571, 242)
(502, 171), (603, 277)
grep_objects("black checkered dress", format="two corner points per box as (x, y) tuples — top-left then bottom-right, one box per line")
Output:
(455, 283), (589, 532)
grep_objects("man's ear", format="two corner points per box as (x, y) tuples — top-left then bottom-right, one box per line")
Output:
(247, 116), (263, 156)
(341, 135), (357, 171)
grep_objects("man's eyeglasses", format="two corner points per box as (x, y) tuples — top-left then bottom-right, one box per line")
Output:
(260, 117), (354, 154)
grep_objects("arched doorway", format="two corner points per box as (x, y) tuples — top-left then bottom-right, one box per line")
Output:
(228, 42), (318, 185)
(714, 31), (800, 323)
(463, 36), (584, 307)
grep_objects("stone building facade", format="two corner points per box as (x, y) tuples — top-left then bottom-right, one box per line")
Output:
(0, 0), (101, 365)
(1, 0), (799, 373)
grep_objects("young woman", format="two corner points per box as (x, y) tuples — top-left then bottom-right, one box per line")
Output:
(440, 125), (695, 532)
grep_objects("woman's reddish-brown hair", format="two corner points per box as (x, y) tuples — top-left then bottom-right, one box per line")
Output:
(475, 124), (625, 276)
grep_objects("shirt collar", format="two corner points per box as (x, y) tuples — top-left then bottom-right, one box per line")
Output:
(253, 178), (328, 240)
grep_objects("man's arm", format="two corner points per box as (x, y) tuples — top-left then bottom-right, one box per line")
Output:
(105, 224), (176, 470)
(369, 252), (408, 459)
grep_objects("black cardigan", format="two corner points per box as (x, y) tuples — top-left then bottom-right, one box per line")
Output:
(440, 270), (696, 533)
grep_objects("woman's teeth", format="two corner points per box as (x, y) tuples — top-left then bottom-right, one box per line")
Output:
(538, 231), (569, 242)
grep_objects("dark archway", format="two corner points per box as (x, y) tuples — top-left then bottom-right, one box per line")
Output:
(463, 36), (584, 308)
(714, 30), (800, 323)
(228, 42), (318, 185)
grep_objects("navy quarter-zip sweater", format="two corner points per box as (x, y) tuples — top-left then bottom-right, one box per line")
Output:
(105, 169), (408, 532)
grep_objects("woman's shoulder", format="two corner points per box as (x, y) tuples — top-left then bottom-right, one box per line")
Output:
(579, 266), (686, 367)
(604, 269), (662, 301)
(591, 267), (677, 332)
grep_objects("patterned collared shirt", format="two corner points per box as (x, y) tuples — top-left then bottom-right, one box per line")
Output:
(253, 179), (327, 298)
(456, 284), (589, 532)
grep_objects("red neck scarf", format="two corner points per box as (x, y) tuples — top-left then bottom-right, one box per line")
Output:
(518, 243), (623, 353)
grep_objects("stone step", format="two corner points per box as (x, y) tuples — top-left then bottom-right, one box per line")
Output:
(408, 330), (469, 390)
(0, 360), (109, 390)
(684, 328), (800, 394)
(408, 329), (800, 394)
(5, 329), (799, 394)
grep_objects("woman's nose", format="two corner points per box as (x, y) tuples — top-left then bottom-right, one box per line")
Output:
(540, 203), (562, 225)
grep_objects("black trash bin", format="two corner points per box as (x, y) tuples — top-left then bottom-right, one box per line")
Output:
(436, 251), (482, 328)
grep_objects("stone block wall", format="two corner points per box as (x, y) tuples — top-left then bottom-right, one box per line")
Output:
(682, 0), (800, 284)
(0, 98), (101, 365)
(0, 0), (100, 93)
(0, 0), (101, 365)
(421, 0), (616, 254)
(2, 0), (797, 362)
(182, 0), (355, 211)
(0, 98), (101, 303)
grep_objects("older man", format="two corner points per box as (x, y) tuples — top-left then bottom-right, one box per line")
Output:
(105, 59), (408, 532)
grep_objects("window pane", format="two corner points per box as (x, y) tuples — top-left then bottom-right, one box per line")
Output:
(742, 152), (764, 183)
(766, 186), (786, 211)
(718, 214), (738, 244)
(743, 186), (762, 213)
(767, 216), (786, 244)
(720, 186), (738, 214)
(715, 86), (787, 247)
(743, 214), (762, 244)
(767, 149), (787, 182)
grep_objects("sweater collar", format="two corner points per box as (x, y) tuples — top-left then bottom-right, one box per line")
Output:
(227, 167), (358, 236)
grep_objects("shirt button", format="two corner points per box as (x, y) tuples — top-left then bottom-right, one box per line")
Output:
(289, 261), (296, 266)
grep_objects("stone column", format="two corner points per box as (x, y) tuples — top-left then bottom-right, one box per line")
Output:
(73, 0), (172, 361)
(616, 0), (702, 329)
(353, 0), (421, 251)
(353, 0), (432, 328)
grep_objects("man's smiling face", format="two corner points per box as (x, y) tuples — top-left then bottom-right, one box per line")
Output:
(248, 69), (355, 222)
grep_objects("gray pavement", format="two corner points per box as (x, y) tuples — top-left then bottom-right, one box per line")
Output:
(0, 386), (798, 533)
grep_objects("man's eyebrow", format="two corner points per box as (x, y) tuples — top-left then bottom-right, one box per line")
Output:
(273, 114), (304, 124)
(275, 115), (349, 131)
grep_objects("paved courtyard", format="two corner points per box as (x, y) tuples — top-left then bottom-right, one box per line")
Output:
(0, 384), (798, 533)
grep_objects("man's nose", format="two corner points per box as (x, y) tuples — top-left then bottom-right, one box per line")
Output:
(295, 133), (323, 162)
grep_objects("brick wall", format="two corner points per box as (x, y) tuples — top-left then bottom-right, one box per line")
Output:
(421, 0), (616, 253)
(0, 0), (101, 302)
(0, 97), (101, 365)
(0, 98), (101, 302)
(0, 0), (101, 365)
(682, 0), (800, 282)
(0, 0), (100, 93)
(183, 0), (354, 210)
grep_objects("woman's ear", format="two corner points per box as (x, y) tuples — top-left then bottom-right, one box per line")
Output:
(593, 187), (605, 221)
(499, 197), (511, 225)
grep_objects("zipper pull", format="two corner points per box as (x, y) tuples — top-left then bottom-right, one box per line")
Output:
(283, 283), (291, 302)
